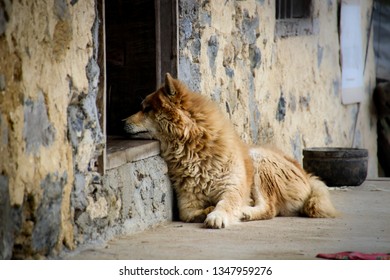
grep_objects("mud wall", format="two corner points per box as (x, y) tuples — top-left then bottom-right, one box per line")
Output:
(0, 0), (103, 259)
(0, 0), (173, 259)
(178, 0), (377, 177)
(0, 0), (379, 260)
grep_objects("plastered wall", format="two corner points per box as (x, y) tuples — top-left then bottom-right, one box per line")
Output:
(0, 0), (378, 259)
(0, 0), (102, 258)
(178, 0), (377, 176)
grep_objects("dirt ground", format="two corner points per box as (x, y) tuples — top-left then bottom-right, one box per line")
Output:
(66, 180), (390, 260)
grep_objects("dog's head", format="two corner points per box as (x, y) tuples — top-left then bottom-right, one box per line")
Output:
(123, 73), (197, 141)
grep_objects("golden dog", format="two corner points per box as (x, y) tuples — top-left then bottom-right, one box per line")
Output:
(124, 73), (337, 229)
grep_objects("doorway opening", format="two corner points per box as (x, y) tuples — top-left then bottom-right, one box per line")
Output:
(98, 0), (178, 171)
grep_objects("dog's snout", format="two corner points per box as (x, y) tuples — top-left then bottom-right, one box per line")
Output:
(122, 113), (150, 137)
(123, 122), (132, 133)
(122, 117), (132, 133)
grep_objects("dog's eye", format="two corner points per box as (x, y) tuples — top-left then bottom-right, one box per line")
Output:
(143, 105), (152, 113)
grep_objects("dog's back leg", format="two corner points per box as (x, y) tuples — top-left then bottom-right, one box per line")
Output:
(241, 185), (277, 221)
(301, 176), (338, 218)
(177, 192), (216, 223)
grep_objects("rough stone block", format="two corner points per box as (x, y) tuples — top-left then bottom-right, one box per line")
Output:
(0, 175), (12, 259)
(23, 91), (56, 154)
(109, 156), (172, 234)
(0, 175), (22, 259)
(32, 172), (67, 253)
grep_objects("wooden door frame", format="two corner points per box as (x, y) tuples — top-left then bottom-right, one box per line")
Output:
(155, 0), (179, 86)
(96, 0), (178, 173)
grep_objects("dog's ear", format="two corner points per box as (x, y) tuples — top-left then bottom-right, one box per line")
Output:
(164, 73), (177, 96)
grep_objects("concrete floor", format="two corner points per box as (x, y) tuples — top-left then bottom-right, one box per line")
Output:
(66, 180), (390, 260)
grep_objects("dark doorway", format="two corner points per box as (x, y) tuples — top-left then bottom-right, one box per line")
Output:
(104, 0), (177, 137)
(105, 0), (157, 135)
(96, 0), (177, 172)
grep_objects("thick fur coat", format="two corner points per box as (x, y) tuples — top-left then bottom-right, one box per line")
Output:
(124, 73), (337, 229)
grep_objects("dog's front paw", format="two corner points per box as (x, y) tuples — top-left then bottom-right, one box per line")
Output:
(204, 211), (229, 229)
(241, 206), (253, 221)
(241, 212), (251, 221)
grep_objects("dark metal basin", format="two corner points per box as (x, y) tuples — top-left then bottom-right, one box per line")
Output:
(303, 147), (368, 186)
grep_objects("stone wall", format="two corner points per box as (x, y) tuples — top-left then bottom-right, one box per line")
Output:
(0, 0), (102, 259)
(0, 0), (173, 259)
(72, 155), (173, 247)
(178, 0), (377, 177)
(0, 0), (379, 260)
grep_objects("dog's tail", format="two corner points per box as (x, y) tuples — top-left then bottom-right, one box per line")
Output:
(301, 176), (338, 218)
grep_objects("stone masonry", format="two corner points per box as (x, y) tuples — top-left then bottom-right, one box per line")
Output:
(0, 0), (378, 259)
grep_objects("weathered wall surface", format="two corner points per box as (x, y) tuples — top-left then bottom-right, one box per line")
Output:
(0, 0), (103, 259)
(0, 0), (379, 260)
(72, 155), (173, 247)
(0, 0), (173, 259)
(178, 0), (377, 177)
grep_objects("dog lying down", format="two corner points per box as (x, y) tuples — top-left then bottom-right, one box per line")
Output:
(124, 73), (337, 229)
